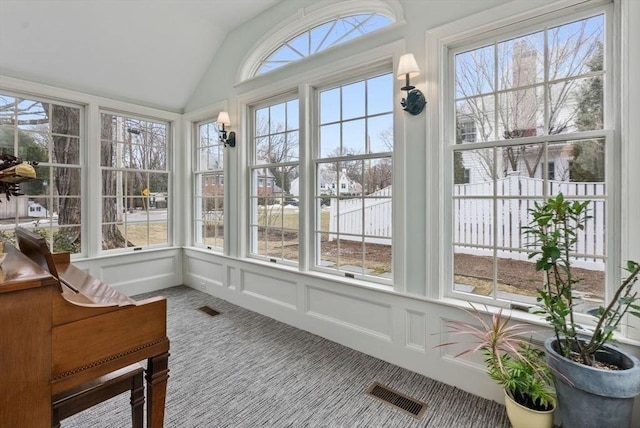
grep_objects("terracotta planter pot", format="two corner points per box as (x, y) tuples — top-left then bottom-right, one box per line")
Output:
(504, 390), (554, 428)
(544, 337), (640, 428)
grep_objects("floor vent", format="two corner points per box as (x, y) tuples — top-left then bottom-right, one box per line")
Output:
(366, 382), (427, 419)
(198, 306), (221, 317)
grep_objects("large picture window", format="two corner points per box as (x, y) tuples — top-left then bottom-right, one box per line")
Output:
(315, 72), (393, 280)
(100, 112), (170, 250)
(0, 93), (83, 254)
(448, 9), (610, 309)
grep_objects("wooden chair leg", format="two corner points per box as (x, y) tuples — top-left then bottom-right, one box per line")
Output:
(131, 369), (145, 428)
(146, 351), (170, 428)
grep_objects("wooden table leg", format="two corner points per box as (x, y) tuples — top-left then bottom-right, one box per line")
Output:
(146, 352), (170, 428)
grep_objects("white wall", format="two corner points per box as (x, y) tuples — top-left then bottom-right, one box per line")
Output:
(182, 0), (640, 422)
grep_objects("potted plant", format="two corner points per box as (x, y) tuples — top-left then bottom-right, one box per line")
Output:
(438, 306), (555, 428)
(525, 193), (640, 428)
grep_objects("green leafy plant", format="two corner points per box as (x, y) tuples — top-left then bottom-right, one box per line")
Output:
(437, 306), (555, 411)
(524, 193), (640, 366)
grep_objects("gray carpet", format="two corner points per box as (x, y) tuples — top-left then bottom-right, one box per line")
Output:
(63, 286), (509, 427)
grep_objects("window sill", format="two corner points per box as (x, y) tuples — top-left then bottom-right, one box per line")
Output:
(245, 255), (396, 293)
(432, 296), (640, 348)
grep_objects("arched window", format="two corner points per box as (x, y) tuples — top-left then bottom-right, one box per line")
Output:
(257, 14), (393, 75)
(239, 0), (401, 81)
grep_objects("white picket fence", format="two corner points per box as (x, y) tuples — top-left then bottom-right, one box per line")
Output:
(328, 186), (392, 245)
(454, 176), (605, 270)
(0, 196), (29, 219)
(328, 176), (605, 270)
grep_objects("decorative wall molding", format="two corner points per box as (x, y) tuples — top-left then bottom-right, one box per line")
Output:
(74, 248), (182, 296)
(241, 270), (298, 310)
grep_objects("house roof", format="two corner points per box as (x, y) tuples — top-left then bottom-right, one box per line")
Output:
(0, 0), (282, 112)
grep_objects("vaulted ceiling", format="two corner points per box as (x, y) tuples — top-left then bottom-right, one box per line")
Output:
(0, 0), (282, 112)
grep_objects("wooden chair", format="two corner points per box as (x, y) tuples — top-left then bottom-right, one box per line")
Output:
(51, 363), (145, 428)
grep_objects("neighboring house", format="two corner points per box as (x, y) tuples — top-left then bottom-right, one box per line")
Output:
(201, 174), (224, 198)
(336, 169), (363, 195)
(28, 201), (51, 218)
(200, 170), (282, 202)
(290, 168), (362, 197)
(459, 136), (576, 184)
(288, 175), (301, 196)
(257, 173), (283, 196)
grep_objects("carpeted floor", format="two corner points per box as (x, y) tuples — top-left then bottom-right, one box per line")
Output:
(63, 286), (509, 427)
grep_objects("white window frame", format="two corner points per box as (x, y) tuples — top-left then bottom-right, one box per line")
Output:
(247, 94), (300, 265)
(0, 90), (85, 255)
(236, 0), (403, 82)
(254, 13), (393, 77)
(427, 1), (621, 312)
(193, 118), (225, 251)
(99, 109), (172, 252)
(236, 39), (405, 291)
(312, 69), (395, 283)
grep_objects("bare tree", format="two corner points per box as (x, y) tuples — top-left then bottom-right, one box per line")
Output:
(100, 114), (129, 249)
(365, 127), (393, 193)
(255, 119), (298, 195)
(1, 99), (85, 250)
(254, 117), (299, 230)
(456, 17), (603, 179)
(50, 104), (82, 246)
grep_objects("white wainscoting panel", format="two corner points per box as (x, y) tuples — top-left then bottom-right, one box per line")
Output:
(437, 317), (486, 371)
(405, 310), (426, 352)
(306, 286), (392, 341)
(102, 255), (176, 285)
(186, 257), (224, 288)
(72, 249), (182, 296)
(241, 269), (297, 310)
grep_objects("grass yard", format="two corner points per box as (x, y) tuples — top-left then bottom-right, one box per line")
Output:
(120, 222), (168, 246)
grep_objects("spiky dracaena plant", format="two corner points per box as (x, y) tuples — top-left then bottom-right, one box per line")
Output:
(524, 193), (640, 366)
(437, 306), (555, 411)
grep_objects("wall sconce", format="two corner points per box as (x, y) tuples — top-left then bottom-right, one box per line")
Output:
(397, 53), (426, 116)
(217, 111), (236, 147)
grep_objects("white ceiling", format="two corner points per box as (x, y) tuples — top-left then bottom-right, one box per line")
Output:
(0, 0), (282, 112)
